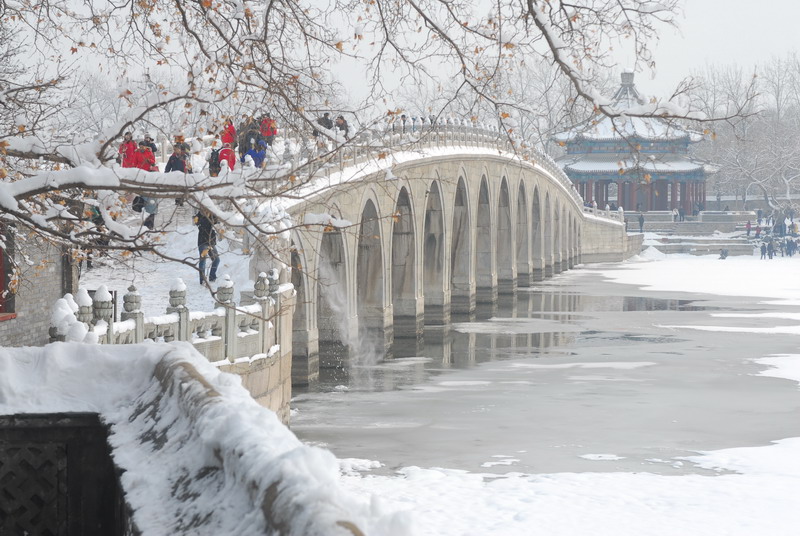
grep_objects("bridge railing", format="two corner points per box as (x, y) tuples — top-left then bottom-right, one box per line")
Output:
(49, 272), (290, 365)
(270, 119), (587, 207)
(179, 117), (601, 215)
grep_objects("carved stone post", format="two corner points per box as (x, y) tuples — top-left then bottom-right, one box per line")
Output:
(254, 272), (270, 354)
(92, 285), (114, 343)
(267, 268), (281, 355)
(121, 284), (144, 343)
(217, 276), (237, 362)
(167, 278), (190, 341)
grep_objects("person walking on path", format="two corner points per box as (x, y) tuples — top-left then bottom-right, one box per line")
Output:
(195, 209), (220, 284)
(760, 243), (767, 259)
(638, 213), (645, 233)
(746, 220), (752, 237)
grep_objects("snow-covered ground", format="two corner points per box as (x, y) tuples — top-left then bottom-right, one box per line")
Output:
(14, 240), (800, 534)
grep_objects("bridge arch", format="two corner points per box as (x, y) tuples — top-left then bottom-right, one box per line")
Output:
(316, 224), (350, 368)
(423, 179), (447, 324)
(476, 175), (494, 302)
(543, 191), (554, 277)
(391, 186), (418, 337)
(497, 176), (514, 292)
(356, 197), (390, 359)
(553, 202), (562, 274)
(515, 181), (530, 287)
(450, 176), (473, 313)
(531, 186), (543, 281)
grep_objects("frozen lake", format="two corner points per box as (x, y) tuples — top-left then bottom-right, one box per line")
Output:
(291, 259), (800, 477)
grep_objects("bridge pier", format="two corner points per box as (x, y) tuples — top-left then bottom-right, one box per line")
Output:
(450, 287), (476, 314)
(292, 329), (319, 386)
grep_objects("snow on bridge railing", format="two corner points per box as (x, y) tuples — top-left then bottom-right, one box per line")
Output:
(49, 272), (292, 365)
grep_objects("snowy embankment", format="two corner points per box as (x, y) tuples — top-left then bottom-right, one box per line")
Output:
(0, 342), (408, 536)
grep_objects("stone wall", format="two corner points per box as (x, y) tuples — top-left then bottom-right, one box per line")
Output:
(580, 217), (642, 263)
(0, 241), (73, 347)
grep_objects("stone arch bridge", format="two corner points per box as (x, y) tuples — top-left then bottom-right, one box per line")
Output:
(281, 128), (641, 385)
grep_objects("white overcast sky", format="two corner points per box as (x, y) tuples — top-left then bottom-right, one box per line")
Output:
(633, 0), (799, 98)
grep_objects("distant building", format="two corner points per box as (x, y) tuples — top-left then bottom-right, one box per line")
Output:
(554, 72), (711, 212)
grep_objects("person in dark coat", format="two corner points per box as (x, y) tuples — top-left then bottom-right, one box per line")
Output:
(638, 213), (645, 233)
(760, 243), (767, 259)
(335, 115), (350, 140)
(314, 112), (333, 136)
(143, 133), (158, 155)
(194, 209), (220, 284)
(165, 144), (187, 173)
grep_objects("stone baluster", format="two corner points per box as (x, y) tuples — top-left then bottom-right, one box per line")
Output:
(121, 284), (144, 343)
(167, 278), (190, 341)
(92, 284), (114, 343)
(216, 275), (237, 362)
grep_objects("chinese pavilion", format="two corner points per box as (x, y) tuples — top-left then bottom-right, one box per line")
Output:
(554, 72), (709, 212)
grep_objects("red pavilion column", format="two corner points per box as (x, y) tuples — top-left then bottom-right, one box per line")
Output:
(586, 179), (594, 203)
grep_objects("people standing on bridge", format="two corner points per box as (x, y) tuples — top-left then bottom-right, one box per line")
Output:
(672, 207), (678, 222)
(746, 220), (752, 237)
(678, 207), (685, 222)
(195, 209), (220, 284)
(335, 115), (350, 140)
(638, 213), (645, 233)
(760, 243), (767, 259)
(755, 225), (761, 239)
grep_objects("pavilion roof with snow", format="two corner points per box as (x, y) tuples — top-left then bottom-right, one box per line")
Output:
(554, 72), (710, 212)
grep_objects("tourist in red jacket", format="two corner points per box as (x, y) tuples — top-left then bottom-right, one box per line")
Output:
(118, 131), (137, 168)
(221, 119), (236, 146)
(219, 143), (236, 171)
(132, 141), (157, 171)
(259, 115), (278, 146)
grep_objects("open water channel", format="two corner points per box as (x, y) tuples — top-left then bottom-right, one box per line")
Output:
(291, 263), (800, 476)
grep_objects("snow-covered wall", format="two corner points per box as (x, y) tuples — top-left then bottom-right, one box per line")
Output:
(581, 215), (643, 263)
(0, 342), (405, 535)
